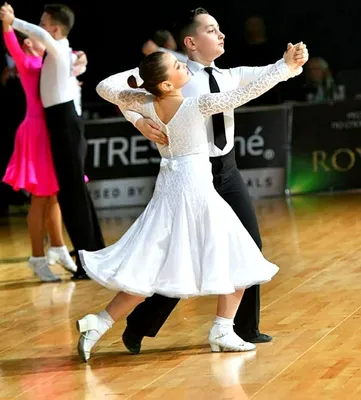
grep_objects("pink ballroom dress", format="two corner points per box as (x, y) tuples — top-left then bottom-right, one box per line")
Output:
(2, 30), (59, 196)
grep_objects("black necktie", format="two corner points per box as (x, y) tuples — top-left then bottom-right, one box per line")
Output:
(204, 67), (227, 150)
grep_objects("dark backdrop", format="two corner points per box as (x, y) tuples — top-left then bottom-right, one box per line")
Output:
(1, 0), (360, 103)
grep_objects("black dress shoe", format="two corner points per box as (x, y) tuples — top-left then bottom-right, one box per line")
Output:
(122, 327), (143, 354)
(71, 273), (90, 280)
(237, 332), (272, 343)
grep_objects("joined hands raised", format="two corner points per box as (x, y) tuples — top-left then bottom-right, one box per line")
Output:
(284, 41), (309, 70)
(0, 2), (14, 25)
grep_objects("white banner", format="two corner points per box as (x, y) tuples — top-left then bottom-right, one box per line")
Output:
(239, 167), (285, 199)
(87, 177), (156, 208)
(87, 168), (284, 209)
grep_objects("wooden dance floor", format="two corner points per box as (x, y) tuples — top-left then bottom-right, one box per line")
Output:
(1, 191), (361, 399)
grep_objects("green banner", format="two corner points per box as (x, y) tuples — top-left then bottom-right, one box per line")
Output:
(287, 100), (361, 195)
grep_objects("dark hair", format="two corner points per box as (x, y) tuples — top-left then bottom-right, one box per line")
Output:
(15, 31), (29, 46)
(127, 51), (168, 97)
(43, 4), (75, 36)
(153, 30), (172, 48)
(173, 7), (209, 51)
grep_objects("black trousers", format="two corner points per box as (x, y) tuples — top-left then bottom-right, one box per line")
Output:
(44, 101), (105, 271)
(126, 147), (262, 337)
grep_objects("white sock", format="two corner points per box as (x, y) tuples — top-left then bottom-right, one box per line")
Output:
(51, 245), (67, 251)
(212, 316), (234, 333)
(30, 256), (46, 262)
(79, 312), (114, 356)
(214, 316), (234, 326)
(97, 310), (114, 332)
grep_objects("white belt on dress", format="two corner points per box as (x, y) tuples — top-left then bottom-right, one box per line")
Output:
(160, 153), (208, 171)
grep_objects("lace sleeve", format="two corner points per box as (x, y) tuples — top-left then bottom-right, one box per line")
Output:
(120, 108), (144, 126)
(230, 62), (302, 87)
(198, 59), (295, 118)
(71, 51), (86, 77)
(96, 68), (151, 114)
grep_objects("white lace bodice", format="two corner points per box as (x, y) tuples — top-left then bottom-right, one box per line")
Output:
(96, 59), (293, 158)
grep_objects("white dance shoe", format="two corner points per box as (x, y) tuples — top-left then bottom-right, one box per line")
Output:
(28, 256), (61, 282)
(76, 314), (106, 362)
(47, 246), (77, 273)
(208, 328), (256, 352)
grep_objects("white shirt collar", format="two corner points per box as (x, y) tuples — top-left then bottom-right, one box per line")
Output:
(57, 37), (69, 46)
(186, 59), (223, 75)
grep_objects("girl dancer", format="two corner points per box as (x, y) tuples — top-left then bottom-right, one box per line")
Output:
(76, 46), (304, 361)
(2, 14), (77, 281)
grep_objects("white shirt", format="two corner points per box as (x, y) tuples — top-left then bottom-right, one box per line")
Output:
(121, 59), (302, 157)
(183, 59), (301, 157)
(158, 47), (188, 63)
(13, 18), (83, 112)
(70, 53), (82, 115)
(72, 82), (82, 115)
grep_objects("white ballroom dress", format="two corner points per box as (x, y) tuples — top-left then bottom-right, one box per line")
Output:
(79, 59), (295, 298)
